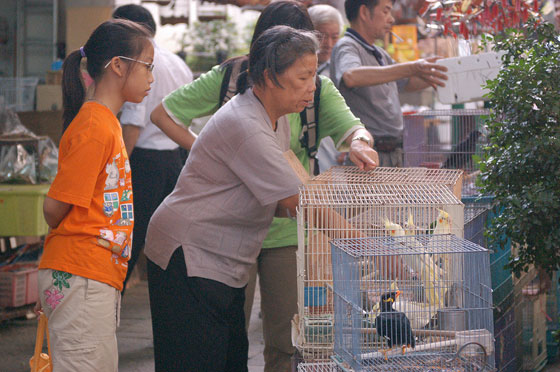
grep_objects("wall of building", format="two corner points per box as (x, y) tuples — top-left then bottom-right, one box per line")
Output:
(0, 1), (17, 77)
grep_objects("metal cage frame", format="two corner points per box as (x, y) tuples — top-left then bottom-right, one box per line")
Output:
(295, 179), (465, 362)
(331, 235), (495, 372)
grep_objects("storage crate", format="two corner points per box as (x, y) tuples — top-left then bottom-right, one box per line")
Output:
(0, 264), (38, 307)
(494, 306), (517, 372)
(463, 196), (514, 315)
(547, 329), (559, 365)
(0, 184), (50, 236)
(546, 271), (559, 364)
(517, 283), (548, 372)
(0, 77), (39, 112)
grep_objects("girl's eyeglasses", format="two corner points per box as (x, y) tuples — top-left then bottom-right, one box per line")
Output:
(104, 56), (155, 72)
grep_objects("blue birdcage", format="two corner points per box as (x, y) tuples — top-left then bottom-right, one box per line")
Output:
(331, 235), (494, 371)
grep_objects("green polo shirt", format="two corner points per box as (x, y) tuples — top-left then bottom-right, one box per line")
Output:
(163, 64), (364, 249)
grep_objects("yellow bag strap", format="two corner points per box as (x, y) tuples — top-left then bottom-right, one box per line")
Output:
(31, 313), (51, 372)
(45, 316), (51, 359)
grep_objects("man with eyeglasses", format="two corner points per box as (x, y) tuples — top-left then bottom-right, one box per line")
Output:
(112, 4), (193, 293)
(308, 4), (348, 172)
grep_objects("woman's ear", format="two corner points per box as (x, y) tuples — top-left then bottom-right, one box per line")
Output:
(107, 56), (125, 78)
(263, 69), (276, 89)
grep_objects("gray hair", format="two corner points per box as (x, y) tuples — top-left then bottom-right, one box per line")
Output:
(238, 25), (319, 93)
(308, 4), (344, 34)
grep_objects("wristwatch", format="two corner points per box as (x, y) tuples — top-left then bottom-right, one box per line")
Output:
(351, 134), (373, 148)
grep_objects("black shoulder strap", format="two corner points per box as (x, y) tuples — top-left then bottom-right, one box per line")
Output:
(299, 76), (322, 175)
(219, 64), (233, 107)
(219, 59), (249, 107)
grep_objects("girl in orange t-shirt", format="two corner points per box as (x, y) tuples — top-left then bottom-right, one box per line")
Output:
(37, 19), (154, 372)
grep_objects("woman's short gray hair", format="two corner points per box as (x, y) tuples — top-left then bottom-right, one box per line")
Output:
(308, 4), (344, 34)
(243, 25), (319, 91)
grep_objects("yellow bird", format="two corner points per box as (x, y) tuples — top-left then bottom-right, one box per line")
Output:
(404, 212), (445, 281)
(384, 217), (443, 308)
(428, 209), (453, 279)
(432, 209), (452, 235)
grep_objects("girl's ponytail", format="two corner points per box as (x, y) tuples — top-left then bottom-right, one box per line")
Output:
(61, 50), (85, 132)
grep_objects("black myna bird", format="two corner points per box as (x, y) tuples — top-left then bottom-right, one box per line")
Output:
(375, 290), (415, 359)
(441, 129), (482, 170)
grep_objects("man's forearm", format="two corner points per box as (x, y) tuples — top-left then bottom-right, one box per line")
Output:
(342, 57), (447, 89)
(342, 63), (413, 88)
(151, 103), (197, 150)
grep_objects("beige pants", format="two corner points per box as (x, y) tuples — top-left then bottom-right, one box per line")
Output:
(244, 246), (297, 372)
(38, 269), (120, 372)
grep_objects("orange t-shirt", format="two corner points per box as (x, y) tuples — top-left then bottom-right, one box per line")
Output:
(39, 102), (134, 291)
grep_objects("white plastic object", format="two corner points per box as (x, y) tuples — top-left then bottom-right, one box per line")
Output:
(435, 52), (504, 104)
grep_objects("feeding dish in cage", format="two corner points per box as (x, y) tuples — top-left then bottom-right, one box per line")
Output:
(435, 52), (503, 104)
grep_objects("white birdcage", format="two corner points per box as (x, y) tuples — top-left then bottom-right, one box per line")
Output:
(312, 166), (462, 187)
(403, 109), (489, 196)
(296, 361), (341, 372)
(294, 174), (465, 362)
(311, 166), (464, 199)
(331, 235), (494, 372)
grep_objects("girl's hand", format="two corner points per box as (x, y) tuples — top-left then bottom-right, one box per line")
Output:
(34, 301), (43, 316)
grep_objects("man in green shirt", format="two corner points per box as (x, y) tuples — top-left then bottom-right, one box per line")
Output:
(150, 2), (378, 371)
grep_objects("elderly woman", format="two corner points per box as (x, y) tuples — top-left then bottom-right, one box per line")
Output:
(144, 26), (318, 372)
(149, 2), (377, 371)
(308, 4), (345, 78)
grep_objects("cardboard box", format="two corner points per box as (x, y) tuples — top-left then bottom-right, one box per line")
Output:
(46, 70), (62, 85)
(66, 7), (113, 55)
(18, 110), (63, 146)
(36, 84), (62, 111)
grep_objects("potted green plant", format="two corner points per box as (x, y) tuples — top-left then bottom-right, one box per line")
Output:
(480, 19), (560, 282)
(181, 19), (241, 72)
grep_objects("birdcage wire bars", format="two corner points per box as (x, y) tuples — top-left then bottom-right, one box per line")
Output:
(403, 109), (489, 197)
(296, 361), (342, 372)
(295, 182), (464, 362)
(312, 167), (463, 189)
(331, 235), (494, 372)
